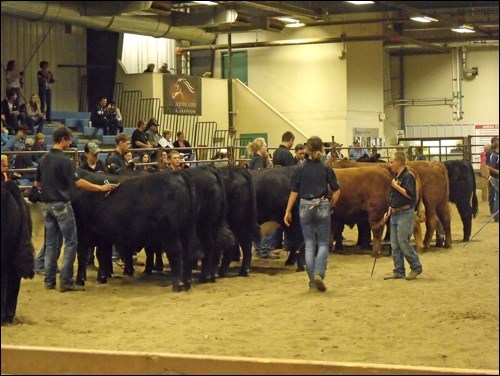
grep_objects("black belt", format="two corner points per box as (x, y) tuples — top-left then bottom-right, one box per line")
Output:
(391, 205), (411, 213)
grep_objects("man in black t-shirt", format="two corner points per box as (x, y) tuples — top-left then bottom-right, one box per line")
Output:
(272, 131), (295, 167)
(35, 127), (116, 292)
(108, 133), (131, 174)
(131, 120), (152, 158)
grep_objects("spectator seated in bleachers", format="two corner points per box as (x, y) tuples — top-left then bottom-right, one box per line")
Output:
(1, 88), (22, 135)
(173, 131), (195, 162)
(131, 120), (153, 158)
(106, 101), (123, 135)
(145, 118), (161, 161)
(90, 96), (111, 135)
(13, 137), (37, 186)
(211, 148), (228, 168)
(25, 94), (46, 134)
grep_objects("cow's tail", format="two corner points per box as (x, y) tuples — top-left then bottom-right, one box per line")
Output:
(179, 170), (203, 261)
(467, 161), (478, 218)
(3, 182), (35, 279)
(208, 165), (237, 249)
(240, 168), (262, 244)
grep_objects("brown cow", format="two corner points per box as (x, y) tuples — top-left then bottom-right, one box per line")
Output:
(407, 161), (452, 249)
(331, 165), (424, 256)
(327, 158), (426, 253)
(330, 158), (451, 250)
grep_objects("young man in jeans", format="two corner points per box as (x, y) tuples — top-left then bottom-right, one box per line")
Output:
(35, 127), (116, 292)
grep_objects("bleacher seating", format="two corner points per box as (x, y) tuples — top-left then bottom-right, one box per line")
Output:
(100, 135), (116, 146)
(83, 127), (103, 139)
(52, 111), (91, 133)
(123, 127), (135, 136)
(42, 126), (57, 136)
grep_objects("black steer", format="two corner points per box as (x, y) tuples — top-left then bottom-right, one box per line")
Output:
(1, 181), (35, 325)
(250, 166), (306, 271)
(443, 160), (478, 242)
(184, 165), (236, 283)
(70, 170), (200, 291)
(218, 166), (261, 277)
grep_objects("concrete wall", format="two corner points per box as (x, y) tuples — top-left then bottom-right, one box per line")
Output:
(346, 41), (384, 145)
(385, 46), (499, 145)
(214, 23), (383, 147)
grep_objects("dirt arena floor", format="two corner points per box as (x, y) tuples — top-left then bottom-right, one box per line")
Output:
(2, 199), (499, 371)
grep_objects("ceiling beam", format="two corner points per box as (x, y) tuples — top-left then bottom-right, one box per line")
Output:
(234, 1), (328, 21)
(387, 34), (449, 53)
(378, 0), (495, 36)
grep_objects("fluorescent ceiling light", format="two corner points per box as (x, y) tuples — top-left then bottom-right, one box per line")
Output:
(277, 17), (299, 23)
(410, 16), (438, 23)
(193, 1), (218, 5)
(451, 25), (475, 33)
(285, 22), (305, 28)
(346, 1), (374, 4)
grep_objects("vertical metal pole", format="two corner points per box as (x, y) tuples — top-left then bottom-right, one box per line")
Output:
(399, 53), (405, 131)
(227, 33), (234, 132)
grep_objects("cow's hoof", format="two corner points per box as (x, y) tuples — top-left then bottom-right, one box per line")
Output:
(96, 275), (107, 284)
(444, 243), (451, 249)
(198, 275), (208, 284)
(208, 276), (216, 283)
(296, 265), (306, 272)
(172, 285), (182, 292)
(183, 281), (192, 291)
(284, 258), (296, 266)
(143, 269), (152, 275)
(123, 270), (134, 277)
(238, 269), (249, 277)
(75, 278), (85, 286)
(435, 240), (444, 247)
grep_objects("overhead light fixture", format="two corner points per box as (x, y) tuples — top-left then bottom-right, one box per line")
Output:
(346, 1), (375, 4)
(451, 25), (475, 33)
(277, 17), (300, 24)
(193, 1), (218, 5)
(285, 21), (305, 28)
(410, 16), (438, 23)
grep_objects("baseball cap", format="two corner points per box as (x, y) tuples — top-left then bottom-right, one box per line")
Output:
(25, 138), (35, 146)
(84, 141), (101, 155)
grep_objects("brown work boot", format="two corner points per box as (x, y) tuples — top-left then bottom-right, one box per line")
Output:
(384, 273), (405, 280)
(406, 270), (421, 280)
(314, 274), (327, 292)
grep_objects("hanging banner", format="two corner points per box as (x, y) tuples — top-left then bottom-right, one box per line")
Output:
(472, 123), (499, 169)
(163, 75), (202, 115)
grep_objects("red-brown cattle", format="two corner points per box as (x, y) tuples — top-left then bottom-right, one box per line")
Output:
(331, 165), (425, 256)
(327, 159), (426, 253)
(407, 161), (452, 248)
(331, 159), (452, 249)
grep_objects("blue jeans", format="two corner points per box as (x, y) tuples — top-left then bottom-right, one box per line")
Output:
(42, 201), (78, 287)
(299, 198), (331, 286)
(35, 232), (62, 272)
(492, 178), (499, 221)
(390, 209), (422, 277)
(254, 231), (274, 256)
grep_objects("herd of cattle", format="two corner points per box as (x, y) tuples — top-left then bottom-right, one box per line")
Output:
(1, 158), (477, 325)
